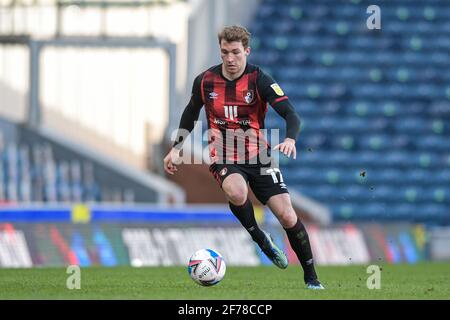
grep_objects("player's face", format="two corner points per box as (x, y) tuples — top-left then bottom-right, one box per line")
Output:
(220, 40), (250, 77)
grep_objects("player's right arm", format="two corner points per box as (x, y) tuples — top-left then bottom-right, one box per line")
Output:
(163, 74), (204, 175)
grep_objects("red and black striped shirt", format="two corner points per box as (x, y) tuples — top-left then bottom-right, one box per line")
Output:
(174, 63), (300, 164)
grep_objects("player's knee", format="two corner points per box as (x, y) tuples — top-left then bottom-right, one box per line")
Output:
(226, 188), (248, 206)
(278, 207), (297, 228)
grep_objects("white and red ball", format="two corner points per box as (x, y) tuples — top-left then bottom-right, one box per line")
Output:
(188, 249), (226, 286)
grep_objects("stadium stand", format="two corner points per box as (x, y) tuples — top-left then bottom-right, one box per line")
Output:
(0, 139), (101, 203)
(249, 0), (450, 223)
(0, 0), (449, 278)
(0, 119), (184, 204)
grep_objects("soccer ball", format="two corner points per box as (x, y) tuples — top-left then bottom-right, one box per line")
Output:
(188, 249), (226, 286)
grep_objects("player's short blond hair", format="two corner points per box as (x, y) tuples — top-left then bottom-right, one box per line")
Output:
(218, 25), (251, 48)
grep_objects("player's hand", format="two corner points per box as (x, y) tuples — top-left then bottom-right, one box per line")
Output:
(273, 138), (297, 159)
(163, 148), (181, 175)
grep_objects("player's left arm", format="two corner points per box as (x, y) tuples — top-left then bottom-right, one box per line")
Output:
(257, 69), (301, 159)
(271, 99), (301, 159)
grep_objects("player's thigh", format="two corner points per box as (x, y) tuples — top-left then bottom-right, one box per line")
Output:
(222, 173), (248, 198)
(210, 164), (249, 204)
(266, 193), (297, 228)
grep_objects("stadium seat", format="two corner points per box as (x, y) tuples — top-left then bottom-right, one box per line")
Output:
(0, 141), (132, 203)
(255, 0), (450, 222)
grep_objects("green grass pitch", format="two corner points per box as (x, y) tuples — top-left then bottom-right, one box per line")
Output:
(0, 262), (449, 299)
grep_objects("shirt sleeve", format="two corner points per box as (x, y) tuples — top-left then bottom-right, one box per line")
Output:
(257, 69), (301, 140)
(256, 68), (289, 105)
(172, 73), (204, 149)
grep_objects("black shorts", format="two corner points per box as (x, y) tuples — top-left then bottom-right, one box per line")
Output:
(209, 163), (289, 205)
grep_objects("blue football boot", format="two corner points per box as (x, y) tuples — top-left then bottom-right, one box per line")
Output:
(260, 231), (288, 269)
(306, 279), (325, 290)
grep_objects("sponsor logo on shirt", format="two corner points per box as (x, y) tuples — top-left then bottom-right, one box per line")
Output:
(213, 118), (251, 126)
(209, 92), (219, 99)
(270, 83), (284, 96)
(213, 118), (227, 125)
(237, 119), (252, 126)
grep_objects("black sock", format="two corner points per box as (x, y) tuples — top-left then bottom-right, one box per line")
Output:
(284, 219), (318, 283)
(229, 199), (266, 246)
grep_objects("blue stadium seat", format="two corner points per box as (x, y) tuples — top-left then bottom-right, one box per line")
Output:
(250, 0), (450, 223)
(370, 185), (401, 203)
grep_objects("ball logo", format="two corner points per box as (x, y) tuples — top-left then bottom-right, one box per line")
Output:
(199, 267), (211, 278)
(220, 168), (228, 176)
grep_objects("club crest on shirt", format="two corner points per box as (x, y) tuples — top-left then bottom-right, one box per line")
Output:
(243, 90), (255, 104)
(219, 168), (228, 176)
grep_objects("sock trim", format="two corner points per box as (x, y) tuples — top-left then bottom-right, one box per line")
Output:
(229, 199), (250, 209)
(283, 218), (302, 233)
